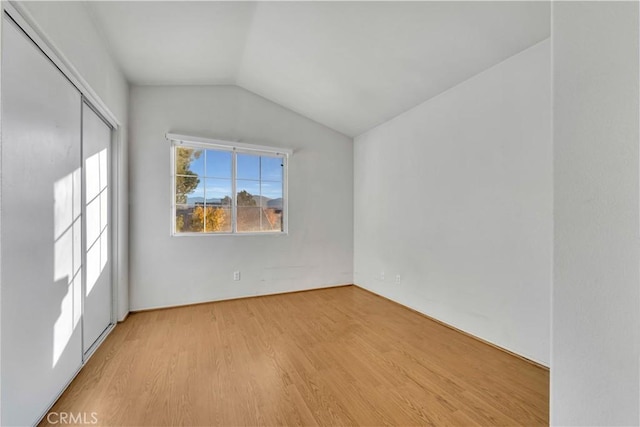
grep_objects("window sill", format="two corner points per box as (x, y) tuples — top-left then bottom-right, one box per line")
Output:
(171, 231), (288, 237)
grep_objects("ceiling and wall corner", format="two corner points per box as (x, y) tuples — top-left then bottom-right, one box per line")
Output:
(86, 1), (550, 137)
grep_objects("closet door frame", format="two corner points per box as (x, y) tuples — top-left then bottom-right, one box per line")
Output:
(81, 97), (115, 361)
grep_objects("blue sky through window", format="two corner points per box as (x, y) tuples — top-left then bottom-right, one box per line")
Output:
(261, 157), (283, 182)
(237, 180), (260, 202)
(206, 150), (232, 178)
(188, 180), (205, 201)
(261, 181), (283, 199)
(237, 154), (259, 180)
(205, 178), (231, 201)
(188, 149), (204, 176)
(187, 151), (281, 183)
(180, 148), (284, 202)
(187, 149), (232, 178)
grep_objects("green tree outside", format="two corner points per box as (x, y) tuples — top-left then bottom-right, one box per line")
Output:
(237, 190), (256, 206)
(175, 147), (201, 203)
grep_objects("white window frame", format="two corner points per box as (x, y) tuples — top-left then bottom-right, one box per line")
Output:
(167, 133), (291, 236)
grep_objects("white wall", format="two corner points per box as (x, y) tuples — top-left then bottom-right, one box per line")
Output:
(17, 1), (130, 320)
(128, 85), (353, 310)
(354, 40), (551, 365)
(552, 2), (640, 425)
(0, 4), (4, 422)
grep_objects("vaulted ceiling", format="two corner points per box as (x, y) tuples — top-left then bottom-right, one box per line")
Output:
(87, 1), (550, 137)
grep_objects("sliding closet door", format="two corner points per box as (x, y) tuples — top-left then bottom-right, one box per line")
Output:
(1, 15), (83, 426)
(82, 102), (112, 354)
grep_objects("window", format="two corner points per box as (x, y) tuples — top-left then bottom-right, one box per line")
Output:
(169, 134), (289, 235)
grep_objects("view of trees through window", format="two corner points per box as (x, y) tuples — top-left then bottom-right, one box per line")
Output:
(174, 146), (285, 234)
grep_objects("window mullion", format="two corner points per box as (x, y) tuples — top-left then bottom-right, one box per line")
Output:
(171, 144), (176, 235)
(282, 155), (288, 234)
(232, 150), (237, 233)
(259, 157), (262, 232)
(203, 150), (207, 233)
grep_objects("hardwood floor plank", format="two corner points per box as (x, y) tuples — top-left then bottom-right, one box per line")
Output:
(39, 286), (549, 426)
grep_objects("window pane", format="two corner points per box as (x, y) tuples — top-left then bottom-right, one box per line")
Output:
(261, 207), (283, 232)
(189, 205), (231, 233)
(237, 180), (260, 206)
(237, 206), (261, 232)
(176, 176), (204, 233)
(260, 181), (283, 205)
(237, 153), (260, 180)
(204, 206), (231, 233)
(261, 156), (283, 182)
(205, 150), (231, 179)
(176, 176), (203, 205)
(176, 147), (204, 176)
(175, 211), (189, 233)
(205, 178), (232, 207)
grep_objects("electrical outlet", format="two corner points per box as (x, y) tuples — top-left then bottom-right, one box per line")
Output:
(233, 271), (241, 281)
(379, 272), (385, 281)
(395, 274), (401, 283)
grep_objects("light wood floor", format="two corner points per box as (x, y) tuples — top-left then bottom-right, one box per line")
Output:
(41, 285), (549, 426)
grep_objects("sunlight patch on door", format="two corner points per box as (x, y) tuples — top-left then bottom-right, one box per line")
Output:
(85, 149), (108, 296)
(53, 168), (82, 367)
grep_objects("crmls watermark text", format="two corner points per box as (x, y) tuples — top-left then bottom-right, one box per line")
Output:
(46, 412), (98, 425)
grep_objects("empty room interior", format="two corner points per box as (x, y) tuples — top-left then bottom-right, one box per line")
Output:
(1, 1), (639, 426)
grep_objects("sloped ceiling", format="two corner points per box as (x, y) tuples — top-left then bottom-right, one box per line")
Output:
(88, 1), (550, 137)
